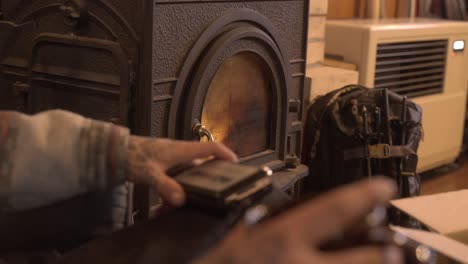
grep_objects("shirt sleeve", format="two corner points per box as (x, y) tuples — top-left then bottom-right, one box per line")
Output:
(0, 110), (129, 212)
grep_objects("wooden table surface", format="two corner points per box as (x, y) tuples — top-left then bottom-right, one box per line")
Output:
(421, 161), (468, 195)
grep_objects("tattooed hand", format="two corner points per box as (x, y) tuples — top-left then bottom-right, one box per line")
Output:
(126, 136), (238, 206)
(193, 178), (402, 264)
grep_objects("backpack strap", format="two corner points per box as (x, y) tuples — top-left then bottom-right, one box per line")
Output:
(343, 144), (416, 160)
(307, 85), (365, 159)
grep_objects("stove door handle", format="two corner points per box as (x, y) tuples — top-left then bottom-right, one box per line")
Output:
(193, 123), (215, 142)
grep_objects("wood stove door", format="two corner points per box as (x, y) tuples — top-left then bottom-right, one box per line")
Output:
(198, 52), (273, 158)
(26, 33), (130, 125)
(179, 25), (290, 168)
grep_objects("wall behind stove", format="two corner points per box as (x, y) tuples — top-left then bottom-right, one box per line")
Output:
(305, 0), (359, 102)
(307, 0), (327, 67)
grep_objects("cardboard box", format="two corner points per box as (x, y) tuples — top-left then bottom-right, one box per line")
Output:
(391, 190), (468, 263)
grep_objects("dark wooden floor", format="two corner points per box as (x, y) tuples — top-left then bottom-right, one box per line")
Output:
(421, 161), (468, 195)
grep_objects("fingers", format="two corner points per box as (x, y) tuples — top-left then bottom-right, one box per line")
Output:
(155, 141), (236, 206)
(149, 165), (186, 206)
(167, 141), (238, 166)
(272, 177), (397, 243)
(322, 246), (403, 264)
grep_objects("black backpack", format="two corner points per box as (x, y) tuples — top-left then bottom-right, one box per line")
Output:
(302, 85), (423, 203)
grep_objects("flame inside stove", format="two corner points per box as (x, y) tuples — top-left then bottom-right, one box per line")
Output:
(201, 52), (273, 158)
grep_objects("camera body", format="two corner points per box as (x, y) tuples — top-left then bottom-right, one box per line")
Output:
(173, 160), (273, 210)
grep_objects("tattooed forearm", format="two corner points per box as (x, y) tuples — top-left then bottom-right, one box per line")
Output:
(127, 136), (157, 184)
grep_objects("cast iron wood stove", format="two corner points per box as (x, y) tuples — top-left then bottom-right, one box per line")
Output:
(0, 0), (310, 218)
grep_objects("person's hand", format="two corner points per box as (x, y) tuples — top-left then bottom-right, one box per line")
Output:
(126, 136), (238, 206)
(194, 178), (402, 264)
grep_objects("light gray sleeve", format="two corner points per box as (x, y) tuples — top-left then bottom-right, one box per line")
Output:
(0, 110), (129, 212)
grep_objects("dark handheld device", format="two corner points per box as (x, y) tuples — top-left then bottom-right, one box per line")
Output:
(173, 160), (273, 210)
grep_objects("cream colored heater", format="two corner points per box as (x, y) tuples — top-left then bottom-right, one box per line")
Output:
(325, 19), (468, 172)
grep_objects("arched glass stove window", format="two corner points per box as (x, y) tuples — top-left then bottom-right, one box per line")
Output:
(201, 52), (273, 158)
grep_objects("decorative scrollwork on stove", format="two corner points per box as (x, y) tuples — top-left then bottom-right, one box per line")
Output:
(3, 0), (138, 56)
(60, 0), (89, 28)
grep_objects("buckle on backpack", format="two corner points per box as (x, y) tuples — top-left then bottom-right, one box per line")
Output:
(401, 171), (416, 177)
(368, 144), (391, 159)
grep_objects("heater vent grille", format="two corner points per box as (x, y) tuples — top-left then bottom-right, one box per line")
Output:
(374, 40), (447, 98)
